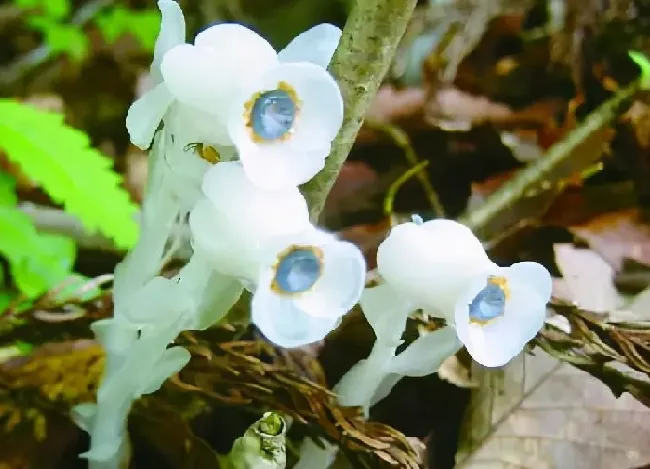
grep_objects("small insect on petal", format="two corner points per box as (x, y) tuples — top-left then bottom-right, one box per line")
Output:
(468, 275), (509, 325)
(271, 245), (324, 295)
(245, 81), (300, 143)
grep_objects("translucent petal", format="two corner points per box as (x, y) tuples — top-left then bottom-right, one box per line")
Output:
(507, 261), (552, 302)
(151, 0), (186, 82)
(138, 346), (191, 396)
(293, 237), (366, 318)
(455, 272), (547, 367)
(126, 82), (174, 149)
(195, 23), (277, 73)
(79, 439), (122, 462)
(71, 403), (97, 432)
(252, 281), (340, 348)
(189, 199), (264, 280)
(278, 23), (342, 67)
(238, 141), (328, 190)
(200, 162), (310, 236)
(121, 276), (190, 326)
(388, 326), (461, 377)
(226, 63), (343, 188)
(377, 219), (493, 317)
(370, 373), (402, 406)
(165, 101), (231, 146)
(160, 43), (228, 113)
(360, 283), (413, 343)
(91, 318), (138, 352)
(191, 271), (244, 330)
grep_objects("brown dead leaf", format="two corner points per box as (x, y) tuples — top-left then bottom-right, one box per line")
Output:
(571, 209), (650, 271)
(457, 352), (650, 469)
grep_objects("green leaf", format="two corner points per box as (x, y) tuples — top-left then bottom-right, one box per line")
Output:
(0, 172), (17, 206)
(15, 0), (70, 20)
(0, 206), (75, 298)
(0, 99), (139, 248)
(27, 17), (89, 62)
(629, 50), (650, 90)
(96, 7), (160, 51)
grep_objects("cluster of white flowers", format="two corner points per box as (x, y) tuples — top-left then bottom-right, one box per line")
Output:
(75, 2), (553, 468)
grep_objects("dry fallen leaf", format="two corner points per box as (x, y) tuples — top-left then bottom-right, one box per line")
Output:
(457, 351), (650, 469)
(571, 209), (650, 271)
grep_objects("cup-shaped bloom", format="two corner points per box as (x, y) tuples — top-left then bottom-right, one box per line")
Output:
(160, 19), (342, 189)
(251, 228), (366, 348)
(188, 162), (310, 279)
(376, 218), (494, 319)
(454, 262), (552, 367)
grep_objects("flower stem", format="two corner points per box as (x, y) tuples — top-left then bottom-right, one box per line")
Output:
(301, 0), (419, 221)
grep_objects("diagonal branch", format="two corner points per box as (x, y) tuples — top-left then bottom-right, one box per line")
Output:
(301, 0), (419, 221)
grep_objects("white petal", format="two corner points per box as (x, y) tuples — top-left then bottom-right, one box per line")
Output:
(370, 373), (402, 406)
(231, 62), (343, 143)
(252, 283), (340, 348)
(160, 43), (227, 113)
(238, 144), (328, 190)
(165, 101), (232, 146)
(126, 82), (174, 149)
(200, 162), (310, 235)
(80, 439), (122, 462)
(278, 23), (341, 67)
(91, 318), (138, 352)
(189, 199), (263, 279)
(122, 276), (190, 326)
(377, 219), (494, 317)
(194, 23), (277, 76)
(71, 403), (97, 432)
(138, 346), (190, 396)
(507, 261), (552, 302)
(151, 0), (186, 82)
(293, 237), (366, 318)
(388, 326), (461, 377)
(359, 283), (413, 343)
(192, 270), (244, 330)
(454, 273), (546, 367)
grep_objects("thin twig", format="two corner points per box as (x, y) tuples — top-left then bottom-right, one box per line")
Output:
(368, 118), (445, 217)
(458, 78), (642, 236)
(301, 0), (419, 222)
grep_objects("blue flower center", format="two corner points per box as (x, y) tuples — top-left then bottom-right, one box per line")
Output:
(468, 279), (507, 324)
(250, 89), (296, 141)
(273, 247), (322, 294)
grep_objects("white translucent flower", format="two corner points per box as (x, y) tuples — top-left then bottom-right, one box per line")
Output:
(376, 217), (494, 319)
(161, 20), (342, 189)
(251, 228), (365, 348)
(454, 262), (552, 367)
(189, 162), (310, 279)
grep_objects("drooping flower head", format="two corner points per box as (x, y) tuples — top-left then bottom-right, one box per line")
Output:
(376, 217), (494, 318)
(454, 262), (552, 367)
(128, 0), (343, 190)
(188, 161), (310, 279)
(252, 228), (366, 348)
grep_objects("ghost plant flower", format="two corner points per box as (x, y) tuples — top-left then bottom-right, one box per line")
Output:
(376, 217), (494, 320)
(162, 22), (343, 189)
(454, 261), (552, 367)
(251, 228), (366, 347)
(189, 162), (310, 280)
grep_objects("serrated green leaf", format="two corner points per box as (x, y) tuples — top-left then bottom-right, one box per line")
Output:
(0, 99), (139, 248)
(0, 172), (17, 206)
(629, 50), (650, 90)
(0, 206), (75, 297)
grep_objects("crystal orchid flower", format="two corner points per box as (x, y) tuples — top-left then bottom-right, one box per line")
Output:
(454, 261), (552, 367)
(188, 161), (310, 280)
(251, 228), (366, 348)
(127, 0), (343, 190)
(375, 216), (495, 319)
